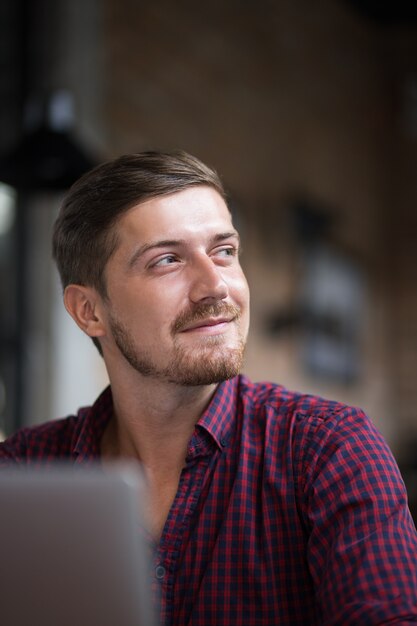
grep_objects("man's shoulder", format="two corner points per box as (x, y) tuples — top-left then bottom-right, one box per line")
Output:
(236, 375), (394, 482)
(0, 387), (113, 465)
(238, 374), (358, 422)
(235, 375), (378, 454)
(0, 409), (90, 464)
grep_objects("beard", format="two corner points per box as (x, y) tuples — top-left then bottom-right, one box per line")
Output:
(108, 302), (246, 386)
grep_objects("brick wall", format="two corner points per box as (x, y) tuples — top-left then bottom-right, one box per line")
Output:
(97, 0), (417, 456)
(3, 0), (416, 459)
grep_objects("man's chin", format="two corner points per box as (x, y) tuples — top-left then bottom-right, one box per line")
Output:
(166, 367), (240, 387)
(165, 346), (245, 386)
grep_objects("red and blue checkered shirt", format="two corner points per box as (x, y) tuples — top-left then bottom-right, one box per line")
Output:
(1, 375), (417, 625)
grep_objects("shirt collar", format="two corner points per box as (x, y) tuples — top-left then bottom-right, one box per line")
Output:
(72, 376), (241, 461)
(73, 386), (114, 463)
(196, 376), (240, 451)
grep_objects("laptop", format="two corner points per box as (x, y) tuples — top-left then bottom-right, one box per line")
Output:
(0, 464), (157, 626)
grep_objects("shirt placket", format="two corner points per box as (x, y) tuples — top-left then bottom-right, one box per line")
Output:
(153, 432), (217, 626)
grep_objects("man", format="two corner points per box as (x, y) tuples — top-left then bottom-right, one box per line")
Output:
(1, 151), (416, 625)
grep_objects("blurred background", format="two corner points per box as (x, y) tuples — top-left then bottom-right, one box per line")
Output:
(0, 0), (416, 517)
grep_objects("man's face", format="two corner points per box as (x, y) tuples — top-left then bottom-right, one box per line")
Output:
(101, 185), (250, 386)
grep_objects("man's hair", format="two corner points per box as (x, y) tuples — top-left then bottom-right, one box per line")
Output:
(52, 150), (226, 296)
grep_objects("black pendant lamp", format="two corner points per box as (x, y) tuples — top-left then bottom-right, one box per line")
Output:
(0, 90), (95, 192)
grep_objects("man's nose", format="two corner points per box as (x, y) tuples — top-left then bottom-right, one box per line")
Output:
(188, 256), (228, 303)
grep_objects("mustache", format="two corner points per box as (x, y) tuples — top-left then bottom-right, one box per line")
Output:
(172, 302), (241, 334)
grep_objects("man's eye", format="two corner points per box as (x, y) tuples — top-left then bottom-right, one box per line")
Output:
(153, 255), (178, 267)
(215, 247), (236, 258)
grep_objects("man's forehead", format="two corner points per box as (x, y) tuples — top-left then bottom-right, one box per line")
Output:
(119, 187), (233, 231)
(111, 186), (237, 258)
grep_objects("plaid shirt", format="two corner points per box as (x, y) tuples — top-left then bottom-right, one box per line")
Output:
(1, 375), (417, 625)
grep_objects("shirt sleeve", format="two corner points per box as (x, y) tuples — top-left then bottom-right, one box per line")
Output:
(0, 421), (72, 464)
(295, 405), (417, 625)
(0, 430), (28, 464)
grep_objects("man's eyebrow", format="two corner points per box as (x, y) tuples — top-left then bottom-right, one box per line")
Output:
(128, 240), (184, 267)
(212, 231), (240, 244)
(128, 231), (240, 267)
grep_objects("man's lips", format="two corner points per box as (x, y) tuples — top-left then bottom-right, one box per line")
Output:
(179, 316), (235, 332)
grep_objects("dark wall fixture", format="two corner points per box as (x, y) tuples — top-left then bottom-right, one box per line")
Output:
(266, 199), (364, 386)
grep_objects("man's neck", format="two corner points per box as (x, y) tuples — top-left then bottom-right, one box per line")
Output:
(101, 371), (218, 468)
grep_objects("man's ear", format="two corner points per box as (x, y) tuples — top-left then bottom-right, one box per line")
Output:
(63, 284), (106, 340)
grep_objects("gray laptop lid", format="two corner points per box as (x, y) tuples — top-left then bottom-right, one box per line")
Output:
(0, 464), (156, 626)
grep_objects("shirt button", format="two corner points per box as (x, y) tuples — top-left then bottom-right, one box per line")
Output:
(155, 565), (166, 580)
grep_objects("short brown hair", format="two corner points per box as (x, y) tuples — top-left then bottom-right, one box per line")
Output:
(52, 150), (226, 295)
